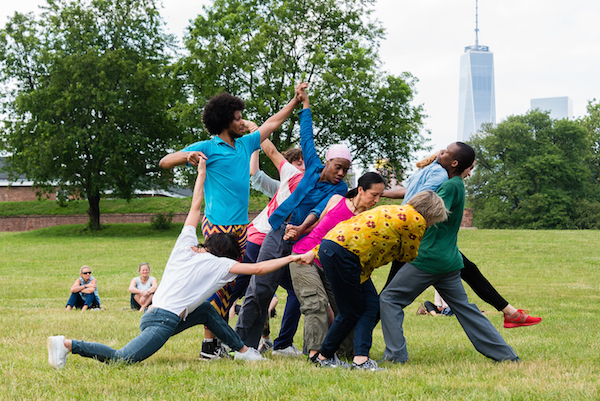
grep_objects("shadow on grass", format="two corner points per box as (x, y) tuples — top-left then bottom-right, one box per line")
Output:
(14, 223), (187, 238)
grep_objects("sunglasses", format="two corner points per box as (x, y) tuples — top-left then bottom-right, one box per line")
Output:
(82, 271), (92, 275)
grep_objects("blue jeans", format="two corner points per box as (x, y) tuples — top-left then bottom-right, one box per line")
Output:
(71, 302), (245, 364)
(66, 293), (100, 309)
(319, 240), (379, 359)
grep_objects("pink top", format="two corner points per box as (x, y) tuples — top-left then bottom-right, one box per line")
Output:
(292, 197), (355, 258)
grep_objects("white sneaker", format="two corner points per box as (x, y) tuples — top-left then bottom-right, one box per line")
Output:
(258, 338), (273, 354)
(234, 347), (266, 362)
(47, 336), (70, 369)
(272, 344), (302, 357)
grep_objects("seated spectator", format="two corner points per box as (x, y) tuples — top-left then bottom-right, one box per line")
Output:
(417, 290), (454, 316)
(65, 266), (101, 311)
(128, 263), (158, 312)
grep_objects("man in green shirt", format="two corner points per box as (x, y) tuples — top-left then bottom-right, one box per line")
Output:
(379, 142), (519, 363)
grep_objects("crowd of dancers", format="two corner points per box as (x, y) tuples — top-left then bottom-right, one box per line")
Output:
(47, 83), (541, 371)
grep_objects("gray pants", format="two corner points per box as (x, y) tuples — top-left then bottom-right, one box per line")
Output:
(235, 224), (292, 349)
(380, 263), (518, 363)
(289, 259), (353, 356)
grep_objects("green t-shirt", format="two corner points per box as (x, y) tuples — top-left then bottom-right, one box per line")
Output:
(411, 176), (465, 274)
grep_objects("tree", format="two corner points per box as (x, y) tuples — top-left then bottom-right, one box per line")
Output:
(0, 0), (184, 229)
(467, 110), (597, 229)
(580, 99), (600, 184)
(178, 0), (427, 180)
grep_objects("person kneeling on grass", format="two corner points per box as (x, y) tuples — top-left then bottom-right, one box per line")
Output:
(47, 160), (305, 369)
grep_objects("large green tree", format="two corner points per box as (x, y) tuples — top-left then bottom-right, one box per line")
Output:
(178, 0), (427, 179)
(467, 110), (599, 229)
(0, 0), (184, 229)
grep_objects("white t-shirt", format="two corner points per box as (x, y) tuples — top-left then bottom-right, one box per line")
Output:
(152, 225), (238, 320)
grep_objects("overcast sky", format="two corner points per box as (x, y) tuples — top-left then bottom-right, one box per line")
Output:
(2, 0), (599, 156)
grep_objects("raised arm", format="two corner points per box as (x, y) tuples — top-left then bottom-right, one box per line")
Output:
(261, 138), (286, 170)
(257, 82), (308, 143)
(184, 159), (207, 228)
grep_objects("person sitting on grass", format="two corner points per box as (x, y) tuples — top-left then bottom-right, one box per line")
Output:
(416, 289), (454, 316)
(47, 160), (305, 369)
(65, 266), (100, 311)
(128, 263), (158, 312)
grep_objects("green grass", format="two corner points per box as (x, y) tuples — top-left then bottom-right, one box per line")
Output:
(0, 227), (599, 400)
(0, 195), (271, 217)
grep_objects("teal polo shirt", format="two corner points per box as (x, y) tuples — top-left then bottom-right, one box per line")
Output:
(182, 131), (261, 225)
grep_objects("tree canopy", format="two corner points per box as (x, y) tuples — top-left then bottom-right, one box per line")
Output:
(0, 0), (184, 229)
(178, 0), (428, 179)
(467, 109), (600, 229)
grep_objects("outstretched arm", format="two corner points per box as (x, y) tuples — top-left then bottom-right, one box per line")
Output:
(159, 151), (207, 169)
(229, 254), (304, 276)
(382, 187), (407, 199)
(184, 159), (207, 228)
(257, 82), (308, 143)
(283, 195), (342, 241)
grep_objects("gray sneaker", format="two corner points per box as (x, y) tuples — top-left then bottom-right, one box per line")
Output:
(351, 358), (384, 371)
(234, 347), (266, 362)
(47, 335), (70, 369)
(311, 353), (350, 369)
(272, 344), (302, 357)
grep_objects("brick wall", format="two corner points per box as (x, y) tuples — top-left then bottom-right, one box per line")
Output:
(461, 208), (473, 228)
(0, 212), (261, 232)
(0, 186), (57, 202)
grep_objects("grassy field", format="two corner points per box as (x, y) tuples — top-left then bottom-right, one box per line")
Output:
(0, 225), (599, 400)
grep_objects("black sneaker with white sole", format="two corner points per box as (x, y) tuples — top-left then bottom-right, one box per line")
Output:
(199, 339), (232, 361)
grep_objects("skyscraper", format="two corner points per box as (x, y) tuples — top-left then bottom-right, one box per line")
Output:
(457, 1), (495, 142)
(530, 96), (573, 120)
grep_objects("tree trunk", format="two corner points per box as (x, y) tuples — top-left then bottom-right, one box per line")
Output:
(87, 193), (101, 230)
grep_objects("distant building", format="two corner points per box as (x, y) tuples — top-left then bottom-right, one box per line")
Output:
(530, 96), (573, 120)
(457, 0), (496, 142)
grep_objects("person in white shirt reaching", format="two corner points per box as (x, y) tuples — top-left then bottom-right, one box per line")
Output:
(47, 159), (304, 369)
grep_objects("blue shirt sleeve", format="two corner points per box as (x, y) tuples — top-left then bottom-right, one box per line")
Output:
(298, 109), (322, 170)
(182, 140), (209, 154)
(240, 130), (261, 153)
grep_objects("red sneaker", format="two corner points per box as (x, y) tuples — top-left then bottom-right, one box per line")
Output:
(503, 309), (542, 328)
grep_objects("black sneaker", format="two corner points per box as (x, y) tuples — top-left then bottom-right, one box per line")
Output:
(351, 358), (384, 371)
(200, 339), (217, 361)
(310, 353), (350, 369)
